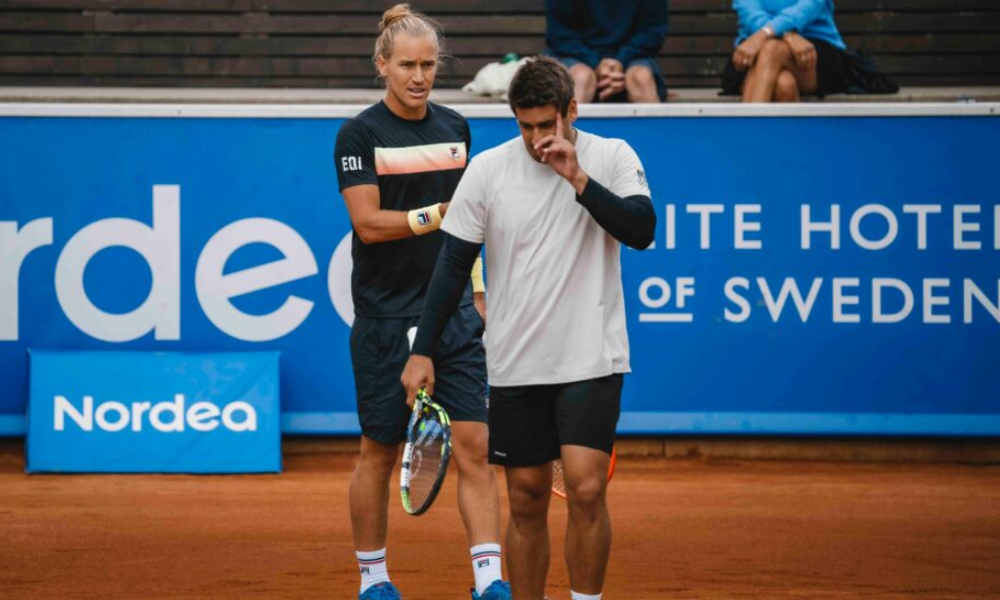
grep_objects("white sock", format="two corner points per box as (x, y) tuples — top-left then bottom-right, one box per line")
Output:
(357, 548), (390, 593)
(470, 543), (503, 595)
(570, 592), (602, 600)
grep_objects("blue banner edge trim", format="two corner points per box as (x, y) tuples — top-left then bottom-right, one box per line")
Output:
(4, 413), (998, 437)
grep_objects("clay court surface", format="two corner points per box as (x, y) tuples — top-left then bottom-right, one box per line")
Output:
(1, 441), (998, 600)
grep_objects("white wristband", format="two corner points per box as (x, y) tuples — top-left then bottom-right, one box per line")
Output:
(407, 203), (443, 235)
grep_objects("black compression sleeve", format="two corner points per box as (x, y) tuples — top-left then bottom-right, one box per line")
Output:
(411, 233), (483, 357)
(576, 177), (656, 249)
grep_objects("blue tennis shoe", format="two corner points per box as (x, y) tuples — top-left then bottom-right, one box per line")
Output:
(471, 579), (511, 600)
(359, 582), (403, 600)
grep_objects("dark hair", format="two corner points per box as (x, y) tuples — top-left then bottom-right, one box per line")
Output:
(508, 56), (575, 116)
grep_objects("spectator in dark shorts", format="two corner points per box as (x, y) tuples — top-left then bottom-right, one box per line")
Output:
(721, 0), (850, 102)
(545, 0), (669, 103)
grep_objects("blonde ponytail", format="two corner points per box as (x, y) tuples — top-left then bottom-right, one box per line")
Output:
(373, 3), (445, 66)
(378, 4), (414, 33)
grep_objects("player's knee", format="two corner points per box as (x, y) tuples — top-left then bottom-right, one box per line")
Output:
(566, 477), (605, 512)
(507, 484), (550, 520)
(358, 444), (398, 476)
(453, 428), (489, 469)
(774, 71), (799, 102)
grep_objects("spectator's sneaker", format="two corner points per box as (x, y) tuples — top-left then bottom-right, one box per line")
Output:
(359, 582), (403, 600)
(470, 580), (511, 600)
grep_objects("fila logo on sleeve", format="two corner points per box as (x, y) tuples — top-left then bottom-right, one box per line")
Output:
(416, 211), (432, 226)
(341, 156), (363, 172)
(637, 168), (648, 189)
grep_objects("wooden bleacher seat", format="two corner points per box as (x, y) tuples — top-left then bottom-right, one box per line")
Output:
(0, 0), (997, 92)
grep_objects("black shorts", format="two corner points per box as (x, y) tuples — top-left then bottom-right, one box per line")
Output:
(350, 304), (487, 445)
(487, 374), (623, 467)
(720, 37), (850, 97)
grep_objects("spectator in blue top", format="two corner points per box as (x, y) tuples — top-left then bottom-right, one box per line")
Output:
(721, 0), (850, 102)
(545, 0), (668, 103)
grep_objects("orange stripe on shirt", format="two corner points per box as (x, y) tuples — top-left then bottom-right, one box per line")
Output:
(374, 142), (467, 176)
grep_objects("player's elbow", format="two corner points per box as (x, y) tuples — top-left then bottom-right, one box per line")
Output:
(625, 207), (657, 250)
(625, 230), (654, 250)
(355, 227), (376, 245)
(353, 222), (385, 245)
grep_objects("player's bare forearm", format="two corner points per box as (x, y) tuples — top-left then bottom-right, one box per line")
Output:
(350, 210), (417, 244)
(343, 184), (449, 245)
(569, 170), (590, 195)
(350, 204), (451, 245)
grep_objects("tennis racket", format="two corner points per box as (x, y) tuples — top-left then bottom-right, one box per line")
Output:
(551, 446), (617, 499)
(400, 388), (452, 516)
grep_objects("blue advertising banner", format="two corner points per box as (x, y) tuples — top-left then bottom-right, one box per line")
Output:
(1, 105), (998, 436)
(27, 351), (281, 473)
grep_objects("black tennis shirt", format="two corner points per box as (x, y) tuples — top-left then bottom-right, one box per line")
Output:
(335, 101), (474, 318)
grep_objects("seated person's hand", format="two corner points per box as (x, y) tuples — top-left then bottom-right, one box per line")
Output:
(597, 57), (624, 77)
(732, 30), (768, 71)
(596, 57), (625, 100)
(782, 32), (817, 71)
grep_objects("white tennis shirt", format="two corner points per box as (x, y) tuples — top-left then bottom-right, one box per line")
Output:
(441, 129), (650, 387)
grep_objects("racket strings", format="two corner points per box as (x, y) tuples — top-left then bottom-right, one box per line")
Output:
(551, 459), (567, 498)
(406, 412), (448, 508)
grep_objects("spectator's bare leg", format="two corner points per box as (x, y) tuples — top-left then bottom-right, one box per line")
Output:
(774, 70), (800, 102)
(787, 60), (818, 97)
(740, 68), (759, 103)
(745, 40), (790, 102)
(569, 64), (597, 103)
(745, 39), (817, 102)
(625, 65), (660, 103)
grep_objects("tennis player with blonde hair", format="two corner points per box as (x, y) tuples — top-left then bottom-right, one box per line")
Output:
(334, 5), (508, 600)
